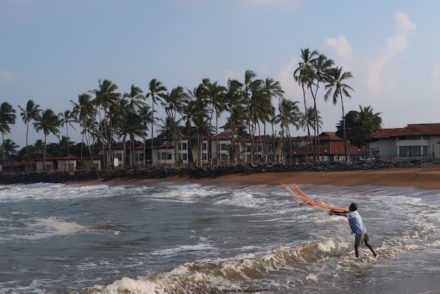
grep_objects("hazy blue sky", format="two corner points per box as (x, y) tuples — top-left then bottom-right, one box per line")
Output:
(1, 0), (439, 147)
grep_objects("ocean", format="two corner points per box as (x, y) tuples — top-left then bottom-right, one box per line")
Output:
(0, 181), (439, 293)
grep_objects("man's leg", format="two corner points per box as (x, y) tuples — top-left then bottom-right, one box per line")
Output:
(365, 241), (377, 257)
(355, 244), (360, 258)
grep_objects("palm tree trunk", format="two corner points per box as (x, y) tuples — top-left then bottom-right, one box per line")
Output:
(122, 136), (127, 169)
(151, 99), (155, 166)
(271, 121), (276, 163)
(102, 109), (114, 169)
(187, 124), (191, 167)
(198, 133), (201, 167)
(257, 121), (261, 164)
(310, 84), (321, 162)
(301, 84), (312, 164)
(143, 136), (146, 168)
(80, 132), (84, 162)
(130, 134), (135, 168)
(312, 97), (318, 161)
(66, 124), (69, 155)
(26, 122), (30, 168)
(43, 134), (47, 171)
(85, 130), (94, 170)
(1, 133), (5, 167)
(216, 112), (219, 166)
(288, 127), (293, 165)
(341, 93), (348, 161)
(263, 123), (267, 163)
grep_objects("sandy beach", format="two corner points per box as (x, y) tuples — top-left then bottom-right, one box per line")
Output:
(163, 166), (440, 190)
(79, 165), (440, 190)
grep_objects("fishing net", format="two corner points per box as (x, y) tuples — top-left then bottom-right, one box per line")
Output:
(281, 183), (347, 214)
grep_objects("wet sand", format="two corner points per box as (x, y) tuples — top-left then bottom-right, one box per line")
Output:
(168, 166), (440, 190)
(68, 166), (440, 190)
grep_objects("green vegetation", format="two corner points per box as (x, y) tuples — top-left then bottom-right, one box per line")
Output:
(0, 48), (383, 169)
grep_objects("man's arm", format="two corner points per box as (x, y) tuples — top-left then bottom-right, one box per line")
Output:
(328, 208), (348, 216)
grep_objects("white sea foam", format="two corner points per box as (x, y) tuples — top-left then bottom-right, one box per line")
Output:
(87, 239), (347, 293)
(149, 184), (223, 203)
(151, 243), (216, 256)
(0, 183), (125, 202)
(17, 217), (87, 240)
(215, 191), (267, 208)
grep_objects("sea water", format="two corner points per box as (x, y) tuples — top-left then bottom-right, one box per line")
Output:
(0, 182), (439, 293)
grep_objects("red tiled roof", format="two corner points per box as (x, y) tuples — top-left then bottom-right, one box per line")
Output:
(369, 123), (440, 140)
(292, 132), (342, 142)
(293, 142), (367, 156)
(112, 144), (144, 150)
(320, 132), (342, 141)
(211, 132), (233, 140)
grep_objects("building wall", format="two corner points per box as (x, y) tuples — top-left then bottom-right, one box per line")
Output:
(58, 159), (76, 172)
(369, 136), (440, 159)
(369, 139), (397, 159)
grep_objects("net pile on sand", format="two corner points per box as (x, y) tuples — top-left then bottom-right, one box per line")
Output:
(281, 183), (347, 214)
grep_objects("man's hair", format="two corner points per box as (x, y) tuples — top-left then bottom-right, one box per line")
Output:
(349, 202), (358, 211)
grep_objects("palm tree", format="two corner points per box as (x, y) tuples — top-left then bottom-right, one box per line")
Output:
(58, 110), (76, 155)
(276, 98), (300, 165)
(243, 70), (264, 164)
(0, 102), (16, 166)
(203, 79), (227, 165)
(18, 100), (40, 165)
(179, 98), (197, 166)
(146, 79), (167, 165)
(356, 105), (382, 147)
(92, 79), (121, 168)
(122, 86), (146, 168)
(187, 84), (210, 166)
(2, 139), (18, 162)
(115, 100), (146, 168)
(138, 104), (153, 167)
(224, 79), (245, 165)
(123, 84), (145, 110)
(299, 107), (323, 162)
(294, 48), (318, 162)
(162, 86), (187, 165)
(325, 66), (354, 160)
(262, 78), (284, 163)
(310, 54), (334, 159)
(71, 93), (95, 165)
(33, 109), (60, 170)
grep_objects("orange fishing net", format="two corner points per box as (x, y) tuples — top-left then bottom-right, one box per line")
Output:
(281, 183), (347, 213)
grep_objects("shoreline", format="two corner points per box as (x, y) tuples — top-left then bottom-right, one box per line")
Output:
(168, 167), (440, 190)
(64, 166), (440, 190)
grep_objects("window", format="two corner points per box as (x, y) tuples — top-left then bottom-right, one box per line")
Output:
(257, 145), (262, 152)
(182, 143), (187, 150)
(168, 153), (172, 160)
(136, 153), (144, 162)
(117, 153), (122, 161)
(221, 154), (227, 161)
(246, 146), (251, 152)
(202, 143), (207, 150)
(221, 144), (227, 151)
(202, 153), (207, 160)
(161, 152), (167, 160)
(183, 153), (187, 160)
(399, 146), (428, 157)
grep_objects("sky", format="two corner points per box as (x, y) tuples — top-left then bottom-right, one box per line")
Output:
(1, 0), (440, 148)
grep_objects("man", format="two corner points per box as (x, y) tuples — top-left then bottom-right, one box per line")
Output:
(329, 203), (377, 258)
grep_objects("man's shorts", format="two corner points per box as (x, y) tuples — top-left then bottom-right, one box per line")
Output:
(354, 233), (369, 246)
